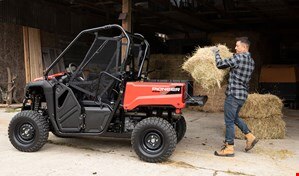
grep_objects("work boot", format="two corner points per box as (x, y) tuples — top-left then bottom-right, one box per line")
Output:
(214, 142), (234, 157)
(245, 133), (259, 152)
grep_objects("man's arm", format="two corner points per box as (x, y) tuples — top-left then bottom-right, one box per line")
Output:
(215, 52), (240, 69)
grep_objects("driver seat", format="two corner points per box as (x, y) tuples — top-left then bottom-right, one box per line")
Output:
(81, 71), (121, 107)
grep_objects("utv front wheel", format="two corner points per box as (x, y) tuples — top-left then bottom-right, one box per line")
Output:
(131, 117), (177, 163)
(8, 111), (49, 152)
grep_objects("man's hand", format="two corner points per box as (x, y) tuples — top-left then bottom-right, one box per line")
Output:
(211, 46), (219, 54)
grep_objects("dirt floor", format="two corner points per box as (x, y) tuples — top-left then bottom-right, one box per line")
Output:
(0, 108), (298, 176)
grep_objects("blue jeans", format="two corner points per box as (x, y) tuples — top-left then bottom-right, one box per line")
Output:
(224, 95), (251, 145)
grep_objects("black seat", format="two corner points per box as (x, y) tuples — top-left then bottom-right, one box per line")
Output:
(79, 72), (121, 109)
(96, 72), (122, 105)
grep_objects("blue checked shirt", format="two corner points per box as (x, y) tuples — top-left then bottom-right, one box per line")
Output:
(215, 52), (255, 100)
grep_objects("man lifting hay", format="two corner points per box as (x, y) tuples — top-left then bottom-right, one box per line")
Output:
(212, 37), (259, 157)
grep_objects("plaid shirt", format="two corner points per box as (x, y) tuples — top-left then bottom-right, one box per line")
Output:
(215, 52), (255, 100)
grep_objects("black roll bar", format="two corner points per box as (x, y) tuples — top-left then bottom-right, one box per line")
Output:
(44, 24), (131, 79)
(134, 33), (150, 78)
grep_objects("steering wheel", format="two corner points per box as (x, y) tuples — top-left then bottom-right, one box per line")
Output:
(68, 63), (77, 74)
(68, 63), (85, 81)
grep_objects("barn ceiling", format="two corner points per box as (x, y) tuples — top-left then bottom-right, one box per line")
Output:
(42, 0), (299, 35)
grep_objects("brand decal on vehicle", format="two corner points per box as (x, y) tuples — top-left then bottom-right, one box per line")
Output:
(152, 87), (181, 92)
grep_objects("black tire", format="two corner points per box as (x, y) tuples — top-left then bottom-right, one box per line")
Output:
(8, 111), (49, 152)
(176, 116), (187, 143)
(131, 117), (177, 163)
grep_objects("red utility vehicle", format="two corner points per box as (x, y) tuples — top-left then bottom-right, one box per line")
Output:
(8, 25), (207, 162)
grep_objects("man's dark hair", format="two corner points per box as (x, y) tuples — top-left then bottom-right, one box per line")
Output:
(236, 37), (250, 47)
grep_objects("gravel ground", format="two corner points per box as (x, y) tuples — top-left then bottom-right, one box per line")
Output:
(0, 108), (298, 176)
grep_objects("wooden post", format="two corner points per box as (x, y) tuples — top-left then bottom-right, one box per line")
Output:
(122, 0), (132, 32)
(23, 26), (43, 82)
(121, 0), (132, 63)
(23, 27), (31, 83)
(6, 67), (12, 105)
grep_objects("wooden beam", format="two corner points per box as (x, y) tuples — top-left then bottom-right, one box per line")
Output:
(138, 23), (189, 34)
(22, 27), (31, 83)
(239, 1), (270, 20)
(159, 11), (216, 31)
(150, 0), (218, 30)
(95, 0), (118, 6)
(167, 32), (207, 40)
(281, 0), (299, 18)
(135, 16), (197, 34)
(121, 0), (132, 63)
(134, 5), (216, 31)
(6, 67), (12, 105)
(122, 0), (132, 32)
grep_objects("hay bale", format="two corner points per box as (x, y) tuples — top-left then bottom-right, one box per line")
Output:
(235, 115), (286, 139)
(149, 54), (190, 80)
(182, 44), (233, 90)
(239, 93), (283, 119)
(188, 82), (226, 112)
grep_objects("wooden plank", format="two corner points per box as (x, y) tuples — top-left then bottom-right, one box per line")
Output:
(56, 49), (65, 72)
(28, 27), (43, 81)
(122, 0), (131, 63)
(122, 0), (132, 32)
(22, 26), (31, 83)
(42, 48), (65, 74)
(6, 67), (12, 105)
(49, 48), (58, 73)
(42, 48), (53, 75)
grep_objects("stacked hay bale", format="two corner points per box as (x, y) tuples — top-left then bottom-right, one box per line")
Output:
(188, 83), (226, 112)
(149, 54), (190, 80)
(236, 94), (286, 139)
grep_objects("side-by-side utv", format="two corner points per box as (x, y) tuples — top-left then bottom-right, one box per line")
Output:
(8, 24), (207, 163)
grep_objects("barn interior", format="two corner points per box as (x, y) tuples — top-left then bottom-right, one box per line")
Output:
(0, 0), (298, 107)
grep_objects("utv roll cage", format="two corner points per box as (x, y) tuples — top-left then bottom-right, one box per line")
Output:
(44, 24), (150, 81)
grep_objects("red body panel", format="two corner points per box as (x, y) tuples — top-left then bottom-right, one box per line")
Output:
(123, 82), (186, 110)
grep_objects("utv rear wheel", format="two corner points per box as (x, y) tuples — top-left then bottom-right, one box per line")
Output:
(131, 117), (177, 163)
(8, 111), (49, 152)
(176, 116), (186, 143)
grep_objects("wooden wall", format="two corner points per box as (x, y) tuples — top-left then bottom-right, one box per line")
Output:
(0, 23), (25, 102)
